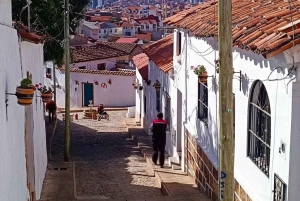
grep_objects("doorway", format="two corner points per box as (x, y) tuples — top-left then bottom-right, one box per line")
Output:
(177, 89), (182, 152)
(83, 83), (94, 106)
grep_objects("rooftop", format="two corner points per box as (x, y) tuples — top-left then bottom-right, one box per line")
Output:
(97, 41), (140, 54)
(132, 53), (149, 79)
(164, 0), (300, 58)
(68, 68), (136, 76)
(14, 22), (46, 44)
(116, 37), (139, 43)
(70, 44), (128, 63)
(143, 34), (173, 73)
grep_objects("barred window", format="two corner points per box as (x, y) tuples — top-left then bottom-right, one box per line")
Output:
(198, 82), (208, 123)
(164, 93), (171, 124)
(247, 80), (271, 176)
(156, 89), (161, 112)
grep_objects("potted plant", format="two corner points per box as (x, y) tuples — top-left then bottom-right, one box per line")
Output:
(37, 85), (53, 103)
(192, 65), (207, 83)
(145, 79), (151, 86)
(153, 82), (161, 91)
(108, 79), (112, 85)
(139, 85), (143, 90)
(16, 78), (36, 106)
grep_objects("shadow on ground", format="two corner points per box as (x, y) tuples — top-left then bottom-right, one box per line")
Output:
(50, 117), (162, 200)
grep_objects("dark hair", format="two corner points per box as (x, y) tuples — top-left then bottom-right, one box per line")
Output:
(157, 112), (163, 119)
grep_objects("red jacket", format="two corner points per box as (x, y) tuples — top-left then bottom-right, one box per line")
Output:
(46, 100), (57, 111)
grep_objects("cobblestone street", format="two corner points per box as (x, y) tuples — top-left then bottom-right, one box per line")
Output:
(51, 110), (163, 200)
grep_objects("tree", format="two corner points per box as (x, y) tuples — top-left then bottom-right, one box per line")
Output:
(12, 0), (90, 66)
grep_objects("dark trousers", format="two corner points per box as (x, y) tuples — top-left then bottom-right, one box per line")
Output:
(49, 110), (55, 123)
(152, 142), (165, 166)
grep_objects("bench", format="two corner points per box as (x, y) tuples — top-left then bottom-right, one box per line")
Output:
(97, 114), (109, 121)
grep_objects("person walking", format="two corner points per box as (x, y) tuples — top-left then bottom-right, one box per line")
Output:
(46, 99), (57, 123)
(149, 112), (169, 168)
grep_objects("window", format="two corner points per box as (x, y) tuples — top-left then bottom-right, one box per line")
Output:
(247, 80), (271, 176)
(141, 25), (144, 29)
(153, 24), (157, 29)
(115, 29), (117, 33)
(144, 95), (146, 114)
(146, 25), (149, 29)
(176, 31), (182, 56)
(156, 87), (161, 112)
(78, 66), (86, 69)
(110, 29), (112, 33)
(198, 82), (208, 122)
(164, 93), (171, 124)
(97, 63), (106, 70)
(104, 30), (106, 33)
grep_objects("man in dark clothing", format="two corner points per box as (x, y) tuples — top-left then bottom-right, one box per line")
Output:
(46, 100), (57, 123)
(149, 112), (169, 168)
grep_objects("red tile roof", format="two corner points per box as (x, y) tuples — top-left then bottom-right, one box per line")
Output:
(133, 15), (160, 25)
(116, 37), (139, 43)
(13, 22), (46, 44)
(86, 15), (112, 22)
(143, 34), (173, 73)
(132, 33), (152, 41)
(132, 53), (149, 79)
(70, 44), (128, 63)
(164, 0), (300, 58)
(122, 22), (134, 27)
(68, 68), (136, 76)
(96, 41), (140, 54)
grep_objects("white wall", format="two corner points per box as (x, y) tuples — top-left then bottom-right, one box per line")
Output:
(175, 30), (294, 201)
(0, 23), (47, 201)
(60, 71), (136, 107)
(21, 41), (47, 200)
(72, 58), (116, 70)
(0, 0), (12, 25)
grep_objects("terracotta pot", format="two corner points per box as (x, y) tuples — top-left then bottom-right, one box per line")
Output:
(41, 93), (52, 103)
(133, 85), (138, 89)
(198, 71), (208, 83)
(16, 87), (34, 106)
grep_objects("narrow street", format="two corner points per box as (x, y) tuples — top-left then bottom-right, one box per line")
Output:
(51, 110), (163, 200)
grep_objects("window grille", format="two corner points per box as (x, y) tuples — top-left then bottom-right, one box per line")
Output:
(273, 174), (286, 201)
(164, 93), (171, 124)
(198, 81), (208, 123)
(247, 80), (271, 176)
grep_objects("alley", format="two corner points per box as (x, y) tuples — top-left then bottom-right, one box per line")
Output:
(51, 110), (163, 200)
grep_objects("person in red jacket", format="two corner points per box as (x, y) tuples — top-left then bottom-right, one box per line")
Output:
(46, 99), (57, 123)
(149, 112), (169, 168)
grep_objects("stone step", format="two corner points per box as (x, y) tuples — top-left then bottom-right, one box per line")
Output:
(39, 194), (210, 201)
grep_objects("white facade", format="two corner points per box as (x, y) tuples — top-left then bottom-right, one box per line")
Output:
(99, 27), (122, 41)
(59, 70), (136, 107)
(137, 29), (300, 201)
(71, 58), (117, 70)
(122, 26), (136, 37)
(0, 8), (47, 201)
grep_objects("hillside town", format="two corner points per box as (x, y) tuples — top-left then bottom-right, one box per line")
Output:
(1, 0), (300, 201)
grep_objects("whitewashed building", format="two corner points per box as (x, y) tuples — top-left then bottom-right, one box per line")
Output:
(0, 2), (47, 200)
(136, 1), (300, 201)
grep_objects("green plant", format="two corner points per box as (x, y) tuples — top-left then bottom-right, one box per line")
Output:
(192, 65), (206, 75)
(20, 78), (33, 88)
(37, 85), (53, 94)
(153, 82), (160, 87)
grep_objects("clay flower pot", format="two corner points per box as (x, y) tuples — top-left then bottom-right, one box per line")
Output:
(198, 71), (208, 83)
(133, 85), (138, 89)
(16, 87), (35, 106)
(41, 93), (53, 103)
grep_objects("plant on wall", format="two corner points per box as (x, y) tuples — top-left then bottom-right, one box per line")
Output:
(191, 65), (207, 83)
(145, 79), (151, 86)
(37, 85), (53, 103)
(16, 78), (36, 106)
(95, 81), (99, 85)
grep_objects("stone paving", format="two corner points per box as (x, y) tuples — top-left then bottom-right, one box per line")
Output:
(51, 110), (162, 200)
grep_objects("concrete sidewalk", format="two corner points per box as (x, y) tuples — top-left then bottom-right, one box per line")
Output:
(125, 118), (213, 201)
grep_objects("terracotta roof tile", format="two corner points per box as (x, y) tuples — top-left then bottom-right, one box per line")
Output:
(143, 34), (173, 73)
(115, 37), (139, 43)
(132, 53), (149, 79)
(13, 21), (46, 44)
(164, 0), (300, 58)
(96, 41), (139, 54)
(69, 68), (136, 76)
(70, 44), (128, 63)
